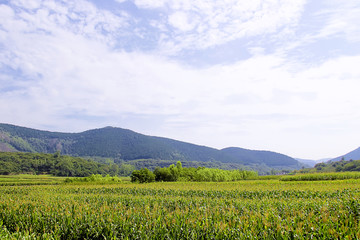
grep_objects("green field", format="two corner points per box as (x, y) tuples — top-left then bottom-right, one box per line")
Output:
(0, 176), (360, 239)
(0, 174), (67, 186)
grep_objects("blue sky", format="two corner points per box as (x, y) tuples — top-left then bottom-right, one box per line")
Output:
(1, 0), (360, 159)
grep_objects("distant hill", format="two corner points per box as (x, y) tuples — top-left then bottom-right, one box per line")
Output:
(295, 158), (331, 168)
(329, 147), (360, 162)
(295, 158), (316, 167)
(0, 123), (302, 171)
(294, 158), (360, 174)
(221, 147), (299, 167)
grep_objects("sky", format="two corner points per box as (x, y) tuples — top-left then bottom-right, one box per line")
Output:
(1, 0), (360, 160)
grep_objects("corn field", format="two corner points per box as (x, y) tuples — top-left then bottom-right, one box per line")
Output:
(280, 172), (360, 181)
(0, 179), (360, 239)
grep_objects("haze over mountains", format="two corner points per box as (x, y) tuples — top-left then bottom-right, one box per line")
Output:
(329, 147), (360, 162)
(0, 123), (303, 172)
(295, 158), (332, 168)
(297, 147), (360, 167)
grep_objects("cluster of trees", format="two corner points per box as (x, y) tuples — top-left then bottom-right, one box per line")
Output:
(295, 158), (360, 174)
(316, 159), (360, 172)
(336, 159), (360, 171)
(0, 152), (135, 177)
(131, 161), (258, 183)
(123, 159), (247, 171)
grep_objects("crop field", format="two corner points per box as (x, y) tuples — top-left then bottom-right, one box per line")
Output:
(280, 172), (360, 181)
(0, 174), (66, 186)
(0, 177), (360, 239)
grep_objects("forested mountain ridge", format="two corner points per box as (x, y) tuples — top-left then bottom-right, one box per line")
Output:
(329, 147), (360, 162)
(220, 147), (299, 166)
(0, 151), (123, 176)
(0, 123), (302, 170)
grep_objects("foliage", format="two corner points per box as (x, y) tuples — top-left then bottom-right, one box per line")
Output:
(191, 167), (258, 182)
(0, 152), (124, 177)
(126, 158), (245, 171)
(0, 179), (359, 239)
(221, 147), (300, 167)
(64, 174), (123, 183)
(294, 159), (360, 174)
(130, 168), (155, 183)
(280, 172), (360, 181)
(141, 162), (258, 182)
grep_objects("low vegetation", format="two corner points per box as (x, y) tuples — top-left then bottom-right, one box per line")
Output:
(130, 161), (258, 183)
(0, 174), (66, 186)
(0, 176), (359, 239)
(64, 174), (126, 184)
(281, 172), (360, 181)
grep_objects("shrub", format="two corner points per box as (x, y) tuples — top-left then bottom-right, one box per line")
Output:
(130, 168), (155, 183)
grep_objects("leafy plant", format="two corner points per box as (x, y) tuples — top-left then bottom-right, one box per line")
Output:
(131, 168), (155, 183)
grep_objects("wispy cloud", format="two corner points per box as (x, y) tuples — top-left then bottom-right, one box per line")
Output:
(313, 1), (360, 42)
(131, 0), (307, 53)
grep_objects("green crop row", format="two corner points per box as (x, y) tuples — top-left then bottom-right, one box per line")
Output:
(1, 180), (360, 239)
(280, 172), (360, 181)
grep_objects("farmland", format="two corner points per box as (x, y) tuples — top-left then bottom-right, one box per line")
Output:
(0, 176), (360, 239)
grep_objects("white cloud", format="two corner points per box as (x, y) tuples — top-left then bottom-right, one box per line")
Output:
(312, 1), (360, 42)
(133, 0), (166, 9)
(277, 0), (360, 64)
(132, 0), (306, 53)
(168, 11), (196, 32)
(1, 0), (360, 159)
(5, 0), (128, 47)
(11, 0), (42, 10)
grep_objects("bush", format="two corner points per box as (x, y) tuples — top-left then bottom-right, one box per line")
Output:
(131, 168), (155, 183)
(136, 162), (258, 183)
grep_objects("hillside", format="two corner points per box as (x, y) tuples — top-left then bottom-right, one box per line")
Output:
(329, 147), (360, 162)
(294, 158), (360, 174)
(220, 147), (299, 167)
(0, 123), (302, 171)
(295, 158), (331, 168)
(0, 152), (121, 176)
(295, 158), (317, 167)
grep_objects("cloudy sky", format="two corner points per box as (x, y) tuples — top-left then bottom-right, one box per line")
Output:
(1, 0), (360, 159)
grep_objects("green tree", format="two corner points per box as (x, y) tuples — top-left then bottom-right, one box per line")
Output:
(54, 157), (74, 176)
(131, 168), (155, 183)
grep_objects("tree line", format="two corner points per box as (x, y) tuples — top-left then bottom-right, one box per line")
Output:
(294, 158), (360, 174)
(130, 161), (258, 183)
(0, 152), (135, 177)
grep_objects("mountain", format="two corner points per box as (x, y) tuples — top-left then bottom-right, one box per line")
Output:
(221, 147), (299, 167)
(0, 123), (301, 171)
(295, 158), (332, 167)
(329, 147), (360, 162)
(295, 158), (316, 167)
